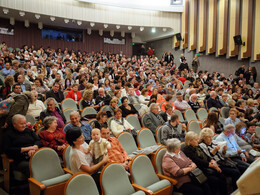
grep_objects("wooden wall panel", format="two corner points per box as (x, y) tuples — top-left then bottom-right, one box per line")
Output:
(189, 0), (198, 50)
(207, 0), (217, 54)
(198, 0), (207, 52)
(241, 0), (253, 58)
(217, 0), (228, 55)
(181, 0), (189, 49)
(253, 0), (260, 60)
(228, 0), (240, 57)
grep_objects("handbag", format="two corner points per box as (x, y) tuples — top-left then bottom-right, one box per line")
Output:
(189, 168), (208, 184)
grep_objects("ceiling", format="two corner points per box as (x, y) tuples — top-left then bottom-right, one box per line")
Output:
(0, 7), (175, 43)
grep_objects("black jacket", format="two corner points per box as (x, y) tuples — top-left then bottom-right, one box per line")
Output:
(46, 90), (64, 103)
(40, 107), (66, 123)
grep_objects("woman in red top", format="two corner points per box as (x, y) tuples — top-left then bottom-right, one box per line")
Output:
(66, 83), (82, 104)
(39, 116), (67, 156)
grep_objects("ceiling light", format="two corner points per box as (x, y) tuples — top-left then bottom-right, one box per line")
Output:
(50, 16), (55, 21)
(104, 24), (108, 28)
(90, 22), (95, 27)
(128, 26), (132, 30)
(140, 27), (144, 31)
(19, 11), (25, 17)
(3, 8), (9, 14)
(116, 25), (120, 29)
(77, 21), (82, 25)
(163, 28), (167, 32)
(35, 14), (40, 19)
(64, 19), (69, 24)
(151, 27), (156, 33)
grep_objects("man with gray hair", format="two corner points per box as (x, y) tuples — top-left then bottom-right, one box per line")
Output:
(63, 111), (92, 143)
(216, 124), (250, 173)
(40, 97), (66, 128)
(207, 91), (222, 109)
(142, 103), (165, 134)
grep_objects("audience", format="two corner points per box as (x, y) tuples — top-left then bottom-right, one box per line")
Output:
(1, 43), (260, 194)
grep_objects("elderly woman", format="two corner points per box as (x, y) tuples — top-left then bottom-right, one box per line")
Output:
(4, 114), (41, 177)
(183, 132), (228, 195)
(66, 127), (108, 193)
(106, 97), (119, 118)
(224, 108), (240, 126)
(81, 89), (99, 109)
(162, 138), (211, 195)
(66, 83), (82, 105)
(27, 91), (46, 119)
(91, 111), (108, 129)
(38, 116), (67, 156)
(119, 97), (139, 118)
(110, 108), (135, 136)
(199, 128), (241, 190)
(34, 77), (49, 96)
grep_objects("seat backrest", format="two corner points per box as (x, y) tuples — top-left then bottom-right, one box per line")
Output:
(30, 148), (65, 182)
(219, 117), (225, 126)
(25, 114), (36, 125)
(78, 99), (84, 111)
(184, 109), (197, 122)
(63, 91), (69, 98)
(107, 116), (115, 129)
(64, 109), (74, 122)
(65, 173), (99, 195)
(197, 108), (208, 121)
(100, 105), (109, 112)
(130, 155), (160, 188)
(88, 119), (97, 127)
(220, 107), (230, 118)
(256, 127), (260, 137)
(62, 98), (77, 111)
(126, 114), (142, 131)
(173, 110), (184, 122)
(188, 121), (201, 134)
(117, 132), (138, 155)
(137, 128), (157, 148)
(81, 107), (97, 117)
(209, 107), (218, 113)
(101, 163), (136, 195)
(133, 103), (141, 111)
(155, 125), (165, 144)
(63, 145), (72, 169)
(36, 127), (45, 135)
(153, 148), (167, 175)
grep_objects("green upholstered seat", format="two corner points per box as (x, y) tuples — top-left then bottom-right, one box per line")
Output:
(137, 128), (157, 148)
(117, 132), (138, 157)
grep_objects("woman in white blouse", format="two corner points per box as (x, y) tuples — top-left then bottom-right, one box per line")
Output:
(110, 108), (135, 136)
(66, 127), (108, 193)
(27, 91), (45, 119)
(139, 88), (150, 105)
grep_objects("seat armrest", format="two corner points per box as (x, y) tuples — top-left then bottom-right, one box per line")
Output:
(63, 168), (72, 174)
(1, 154), (14, 164)
(157, 174), (178, 185)
(28, 178), (46, 190)
(132, 183), (154, 195)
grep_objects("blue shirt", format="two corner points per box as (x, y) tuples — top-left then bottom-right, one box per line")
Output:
(64, 122), (92, 141)
(224, 117), (240, 126)
(1, 68), (15, 77)
(216, 132), (245, 158)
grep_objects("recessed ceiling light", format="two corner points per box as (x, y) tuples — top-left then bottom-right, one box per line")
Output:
(104, 24), (108, 28)
(77, 21), (82, 25)
(19, 11), (25, 17)
(151, 27), (156, 33)
(163, 28), (167, 32)
(140, 27), (144, 31)
(116, 25), (120, 29)
(3, 8), (9, 14)
(35, 14), (40, 19)
(128, 26), (132, 30)
(90, 22), (95, 27)
(50, 16), (55, 21)
(64, 19), (69, 24)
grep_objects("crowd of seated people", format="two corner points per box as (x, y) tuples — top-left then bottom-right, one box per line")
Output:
(1, 42), (260, 194)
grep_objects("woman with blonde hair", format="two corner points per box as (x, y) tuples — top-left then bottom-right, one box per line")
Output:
(81, 89), (99, 109)
(199, 128), (241, 190)
(106, 97), (119, 117)
(224, 108), (240, 126)
(183, 131), (228, 195)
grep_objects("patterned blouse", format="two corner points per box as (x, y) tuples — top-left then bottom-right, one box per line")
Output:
(39, 128), (67, 156)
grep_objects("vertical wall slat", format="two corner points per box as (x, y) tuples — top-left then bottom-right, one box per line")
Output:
(217, 0), (228, 55)
(207, 0), (217, 54)
(253, 0), (260, 60)
(181, 0), (189, 49)
(189, 0), (198, 50)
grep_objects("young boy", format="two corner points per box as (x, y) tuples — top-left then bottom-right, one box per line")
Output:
(87, 128), (111, 170)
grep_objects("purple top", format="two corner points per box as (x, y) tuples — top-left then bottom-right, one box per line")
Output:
(51, 110), (65, 129)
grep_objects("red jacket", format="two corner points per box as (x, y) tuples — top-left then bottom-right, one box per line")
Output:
(66, 90), (82, 103)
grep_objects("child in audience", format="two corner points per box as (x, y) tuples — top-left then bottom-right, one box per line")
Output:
(87, 128), (111, 170)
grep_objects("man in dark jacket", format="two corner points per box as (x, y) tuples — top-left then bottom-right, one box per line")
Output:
(207, 91), (222, 109)
(40, 97), (66, 128)
(46, 82), (64, 104)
